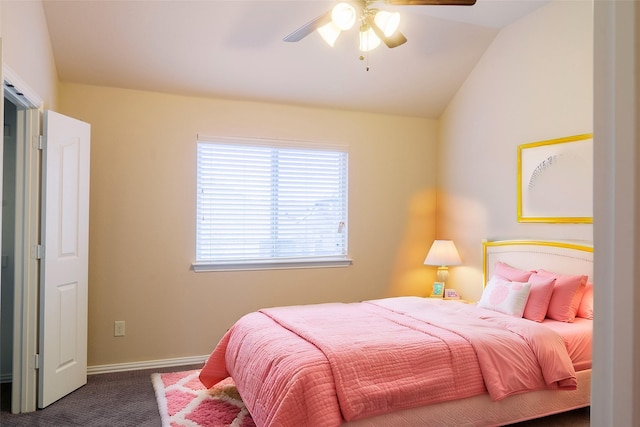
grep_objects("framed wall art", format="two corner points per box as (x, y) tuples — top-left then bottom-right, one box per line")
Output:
(517, 133), (593, 223)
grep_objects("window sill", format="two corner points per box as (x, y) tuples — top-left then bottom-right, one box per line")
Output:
(191, 257), (353, 272)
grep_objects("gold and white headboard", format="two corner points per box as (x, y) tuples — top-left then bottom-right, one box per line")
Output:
(483, 240), (593, 285)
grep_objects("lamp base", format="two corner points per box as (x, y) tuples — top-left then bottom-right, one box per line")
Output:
(436, 266), (449, 285)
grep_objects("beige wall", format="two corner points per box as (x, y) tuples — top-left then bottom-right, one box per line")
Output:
(1, 0), (58, 108)
(438, 0), (593, 301)
(0, 0), (593, 368)
(58, 84), (437, 366)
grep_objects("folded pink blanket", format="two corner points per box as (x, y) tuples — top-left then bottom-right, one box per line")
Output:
(371, 297), (577, 399)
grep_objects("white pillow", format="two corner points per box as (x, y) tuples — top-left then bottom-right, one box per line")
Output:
(478, 276), (532, 318)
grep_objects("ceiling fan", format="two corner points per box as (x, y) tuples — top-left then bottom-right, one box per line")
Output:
(284, 0), (477, 52)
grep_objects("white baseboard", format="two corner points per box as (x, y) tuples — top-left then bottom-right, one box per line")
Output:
(87, 355), (209, 375)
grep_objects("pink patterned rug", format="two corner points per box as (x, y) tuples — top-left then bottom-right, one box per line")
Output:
(152, 369), (255, 427)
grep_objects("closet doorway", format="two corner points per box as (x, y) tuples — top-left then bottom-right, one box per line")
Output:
(1, 72), (91, 413)
(1, 81), (41, 414)
(1, 97), (18, 411)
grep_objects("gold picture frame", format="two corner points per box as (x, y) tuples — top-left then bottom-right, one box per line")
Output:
(517, 133), (593, 223)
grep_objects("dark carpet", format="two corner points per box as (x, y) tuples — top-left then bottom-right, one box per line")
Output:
(1, 364), (590, 426)
(0, 364), (201, 427)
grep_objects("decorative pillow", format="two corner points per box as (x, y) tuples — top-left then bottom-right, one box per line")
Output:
(478, 276), (532, 318)
(576, 282), (594, 319)
(537, 269), (588, 322)
(493, 261), (533, 282)
(522, 273), (556, 322)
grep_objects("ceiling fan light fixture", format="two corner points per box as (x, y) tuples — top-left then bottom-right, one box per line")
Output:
(286, 0), (476, 52)
(359, 26), (381, 52)
(374, 11), (401, 37)
(317, 21), (342, 47)
(331, 2), (356, 31)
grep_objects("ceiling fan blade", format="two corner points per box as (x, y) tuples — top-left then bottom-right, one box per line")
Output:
(283, 11), (332, 42)
(383, 31), (407, 48)
(387, 0), (476, 5)
(366, 15), (408, 49)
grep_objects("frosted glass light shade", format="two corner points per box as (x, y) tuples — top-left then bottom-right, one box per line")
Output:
(317, 21), (342, 47)
(359, 27), (381, 52)
(374, 11), (400, 37)
(332, 3), (356, 31)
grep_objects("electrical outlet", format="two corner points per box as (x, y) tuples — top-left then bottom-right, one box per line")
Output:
(114, 321), (125, 337)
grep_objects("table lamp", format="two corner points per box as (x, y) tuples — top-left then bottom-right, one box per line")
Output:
(424, 240), (462, 285)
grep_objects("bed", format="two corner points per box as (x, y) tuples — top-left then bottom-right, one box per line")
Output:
(199, 240), (593, 426)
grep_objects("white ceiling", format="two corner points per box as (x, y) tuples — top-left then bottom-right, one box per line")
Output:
(42, 0), (549, 119)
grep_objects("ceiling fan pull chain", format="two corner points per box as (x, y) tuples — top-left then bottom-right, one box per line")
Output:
(358, 54), (371, 71)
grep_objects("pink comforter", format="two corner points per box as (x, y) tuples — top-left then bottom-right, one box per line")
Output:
(199, 297), (576, 427)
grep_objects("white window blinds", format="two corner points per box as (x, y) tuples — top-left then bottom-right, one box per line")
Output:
(195, 139), (349, 270)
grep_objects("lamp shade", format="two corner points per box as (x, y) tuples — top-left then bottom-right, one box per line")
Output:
(332, 2), (356, 31)
(374, 11), (400, 37)
(424, 240), (462, 267)
(359, 26), (381, 52)
(317, 21), (342, 47)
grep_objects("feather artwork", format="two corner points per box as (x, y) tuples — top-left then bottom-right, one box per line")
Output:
(528, 154), (559, 190)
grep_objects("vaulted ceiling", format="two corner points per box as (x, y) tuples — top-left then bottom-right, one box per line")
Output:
(42, 0), (549, 118)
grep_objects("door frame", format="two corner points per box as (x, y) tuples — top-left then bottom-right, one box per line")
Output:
(3, 65), (43, 413)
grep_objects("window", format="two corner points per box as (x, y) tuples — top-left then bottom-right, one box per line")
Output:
(193, 138), (350, 271)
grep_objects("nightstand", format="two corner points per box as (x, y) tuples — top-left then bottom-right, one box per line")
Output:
(443, 298), (473, 304)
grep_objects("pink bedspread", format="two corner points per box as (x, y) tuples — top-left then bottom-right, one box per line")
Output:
(199, 297), (576, 427)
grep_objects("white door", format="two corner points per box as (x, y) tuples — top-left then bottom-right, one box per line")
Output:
(38, 110), (91, 408)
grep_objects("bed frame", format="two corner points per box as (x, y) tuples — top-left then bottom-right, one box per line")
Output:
(345, 239), (593, 427)
(483, 240), (593, 284)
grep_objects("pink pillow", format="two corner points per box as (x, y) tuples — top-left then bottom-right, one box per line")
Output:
(537, 269), (588, 322)
(522, 274), (556, 322)
(576, 282), (593, 319)
(478, 276), (532, 317)
(494, 261), (533, 282)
